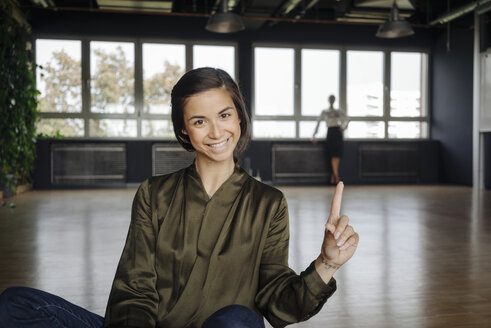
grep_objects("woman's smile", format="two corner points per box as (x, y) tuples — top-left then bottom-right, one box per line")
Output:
(182, 87), (241, 165)
(208, 137), (230, 149)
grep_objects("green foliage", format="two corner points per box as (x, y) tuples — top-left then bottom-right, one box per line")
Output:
(144, 60), (182, 110)
(37, 41), (183, 138)
(92, 46), (134, 113)
(0, 2), (39, 189)
(38, 51), (82, 113)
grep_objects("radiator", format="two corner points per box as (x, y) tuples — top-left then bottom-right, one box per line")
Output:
(51, 143), (126, 185)
(152, 145), (195, 176)
(358, 143), (419, 179)
(272, 144), (329, 183)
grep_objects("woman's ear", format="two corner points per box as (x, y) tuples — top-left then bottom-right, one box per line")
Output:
(182, 129), (188, 135)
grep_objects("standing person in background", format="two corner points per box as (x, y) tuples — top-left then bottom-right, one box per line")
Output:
(312, 95), (349, 185)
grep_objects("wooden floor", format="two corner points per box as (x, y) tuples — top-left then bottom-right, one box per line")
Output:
(1, 185), (490, 327)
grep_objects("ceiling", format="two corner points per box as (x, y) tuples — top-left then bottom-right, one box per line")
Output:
(17, 0), (481, 30)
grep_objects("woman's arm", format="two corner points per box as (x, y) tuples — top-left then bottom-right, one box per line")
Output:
(312, 110), (326, 142)
(255, 196), (337, 327)
(315, 182), (359, 283)
(339, 110), (349, 131)
(103, 179), (159, 328)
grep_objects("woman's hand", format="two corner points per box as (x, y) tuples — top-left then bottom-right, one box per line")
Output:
(315, 182), (359, 283)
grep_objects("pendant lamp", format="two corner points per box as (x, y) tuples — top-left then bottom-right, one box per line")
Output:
(206, 0), (245, 33)
(376, 1), (414, 38)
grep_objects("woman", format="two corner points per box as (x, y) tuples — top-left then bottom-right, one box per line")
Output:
(312, 95), (349, 185)
(0, 68), (358, 328)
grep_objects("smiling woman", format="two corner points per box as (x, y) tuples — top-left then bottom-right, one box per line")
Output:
(0, 67), (359, 328)
(182, 89), (241, 164)
(171, 67), (250, 155)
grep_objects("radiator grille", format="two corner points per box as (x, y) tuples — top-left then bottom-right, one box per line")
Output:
(359, 144), (419, 179)
(51, 143), (126, 185)
(272, 144), (329, 183)
(153, 145), (195, 176)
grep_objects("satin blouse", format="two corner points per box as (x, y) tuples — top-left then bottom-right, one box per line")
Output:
(103, 163), (336, 328)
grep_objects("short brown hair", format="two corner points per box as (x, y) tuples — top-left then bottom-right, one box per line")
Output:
(171, 67), (251, 155)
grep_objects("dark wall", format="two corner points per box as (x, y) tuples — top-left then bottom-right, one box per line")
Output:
(431, 28), (474, 185)
(486, 133), (491, 189)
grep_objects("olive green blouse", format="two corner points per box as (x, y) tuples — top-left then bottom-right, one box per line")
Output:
(103, 163), (336, 328)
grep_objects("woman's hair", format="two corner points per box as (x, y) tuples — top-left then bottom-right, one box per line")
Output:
(171, 67), (251, 155)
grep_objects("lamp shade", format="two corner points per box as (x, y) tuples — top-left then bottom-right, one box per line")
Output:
(376, 2), (414, 38)
(376, 20), (414, 38)
(206, 12), (245, 33)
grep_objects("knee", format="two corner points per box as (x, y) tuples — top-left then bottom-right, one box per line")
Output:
(0, 286), (42, 317)
(0, 287), (33, 304)
(0, 287), (27, 324)
(203, 305), (264, 328)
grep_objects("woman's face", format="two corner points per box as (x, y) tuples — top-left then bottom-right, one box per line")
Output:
(182, 87), (241, 164)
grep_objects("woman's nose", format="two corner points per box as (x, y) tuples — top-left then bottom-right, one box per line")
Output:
(208, 121), (222, 139)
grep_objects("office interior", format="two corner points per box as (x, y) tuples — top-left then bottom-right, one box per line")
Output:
(1, 0), (491, 327)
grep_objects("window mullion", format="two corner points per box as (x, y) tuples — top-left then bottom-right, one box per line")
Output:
(383, 50), (391, 139)
(186, 43), (193, 71)
(82, 39), (90, 138)
(340, 49), (347, 113)
(135, 40), (143, 138)
(294, 47), (301, 138)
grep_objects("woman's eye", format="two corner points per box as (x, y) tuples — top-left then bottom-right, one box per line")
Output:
(221, 113), (231, 119)
(193, 120), (204, 126)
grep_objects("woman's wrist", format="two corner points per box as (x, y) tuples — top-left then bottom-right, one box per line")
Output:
(314, 255), (338, 284)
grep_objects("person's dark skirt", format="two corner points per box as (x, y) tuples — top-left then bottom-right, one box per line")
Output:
(326, 126), (343, 158)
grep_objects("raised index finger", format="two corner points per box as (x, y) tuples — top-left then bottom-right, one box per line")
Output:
(328, 182), (344, 224)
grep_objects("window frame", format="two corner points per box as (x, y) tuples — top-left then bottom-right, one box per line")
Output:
(251, 43), (430, 141)
(34, 35), (238, 139)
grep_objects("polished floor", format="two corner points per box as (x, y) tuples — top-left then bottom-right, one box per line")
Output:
(0, 184), (490, 327)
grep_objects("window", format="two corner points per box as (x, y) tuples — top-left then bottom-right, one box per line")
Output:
(143, 43), (185, 115)
(253, 121), (296, 139)
(36, 39), (82, 114)
(254, 47), (294, 116)
(36, 39), (84, 136)
(36, 118), (84, 137)
(388, 121), (428, 139)
(36, 40), (236, 138)
(301, 49), (340, 116)
(141, 120), (174, 138)
(252, 45), (428, 139)
(193, 45), (235, 79)
(390, 52), (426, 117)
(89, 41), (136, 137)
(299, 121), (327, 139)
(90, 41), (135, 115)
(253, 47), (295, 138)
(347, 50), (384, 117)
(345, 121), (385, 139)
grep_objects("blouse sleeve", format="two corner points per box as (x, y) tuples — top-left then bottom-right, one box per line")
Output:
(103, 179), (159, 328)
(312, 110), (325, 139)
(255, 195), (337, 328)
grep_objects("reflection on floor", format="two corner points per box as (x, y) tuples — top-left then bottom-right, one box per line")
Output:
(1, 185), (490, 327)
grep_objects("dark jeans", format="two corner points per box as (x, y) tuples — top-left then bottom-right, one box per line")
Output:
(0, 287), (264, 328)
